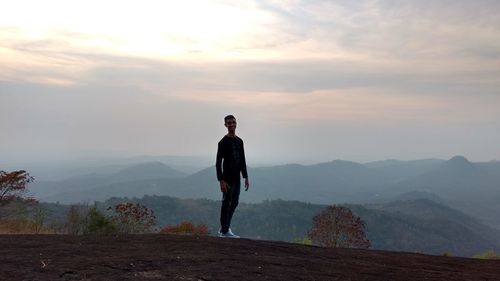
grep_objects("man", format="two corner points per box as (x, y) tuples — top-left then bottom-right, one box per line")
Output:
(216, 114), (250, 238)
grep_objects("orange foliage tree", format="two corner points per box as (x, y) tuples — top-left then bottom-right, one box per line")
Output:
(308, 205), (370, 249)
(0, 170), (35, 205)
(0, 170), (36, 219)
(159, 221), (209, 235)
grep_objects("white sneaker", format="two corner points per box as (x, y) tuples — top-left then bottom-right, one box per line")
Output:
(227, 228), (240, 238)
(219, 228), (240, 238)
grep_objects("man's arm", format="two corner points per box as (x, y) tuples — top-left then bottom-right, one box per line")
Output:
(216, 141), (224, 181)
(241, 139), (248, 179)
(216, 141), (229, 192)
(241, 139), (249, 191)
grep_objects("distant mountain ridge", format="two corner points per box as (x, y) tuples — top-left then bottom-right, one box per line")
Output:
(110, 161), (186, 182)
(32, 161), (186, 199)
(32, 155), (500, 230)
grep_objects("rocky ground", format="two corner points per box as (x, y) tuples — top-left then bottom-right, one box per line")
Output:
(1, 234), (499, 280)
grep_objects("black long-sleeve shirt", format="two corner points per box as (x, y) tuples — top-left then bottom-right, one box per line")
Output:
(216, 135), (248, 181)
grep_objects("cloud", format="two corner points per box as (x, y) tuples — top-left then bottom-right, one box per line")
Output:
(1, 0), (500, 92)
(1, 0), (499, 162)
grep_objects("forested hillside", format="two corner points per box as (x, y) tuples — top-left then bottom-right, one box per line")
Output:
(40, 195), (500, 257)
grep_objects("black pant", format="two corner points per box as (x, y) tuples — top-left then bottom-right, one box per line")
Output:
(220, 177), (241, 233)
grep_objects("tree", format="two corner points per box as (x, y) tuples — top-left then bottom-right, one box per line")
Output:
(0, 170), (36, 219)
(108, 202), (157, 234)
(308, 205), (370, 249)
(31, 204), (48, 234)
(83, 207), (116, 234)
(0, 170), (35, 205)
(65, 204), (90, 235)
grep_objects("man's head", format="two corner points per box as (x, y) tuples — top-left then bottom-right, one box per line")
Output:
(224, 115), (237, 132)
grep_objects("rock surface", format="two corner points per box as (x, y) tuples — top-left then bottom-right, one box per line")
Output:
(1, 234), (499, 280)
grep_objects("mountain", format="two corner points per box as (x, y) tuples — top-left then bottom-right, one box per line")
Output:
(363, 158), (444, 183)
(390, 155), (488, 196)
(360, 199), (500, 254)
(37, 159), (389, 204)
(364, 191), (447, 204)
(33, 156), (500, 230)
(4, 155), (211, 181)
(385, 156), (500, 228)
(32, 162), (186, 201)
(109, 161), (186, 182)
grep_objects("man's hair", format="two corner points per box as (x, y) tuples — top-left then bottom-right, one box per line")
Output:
(224, 115), (236, 123)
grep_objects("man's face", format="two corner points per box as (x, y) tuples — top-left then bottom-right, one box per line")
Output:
(225, 118), (237, 131)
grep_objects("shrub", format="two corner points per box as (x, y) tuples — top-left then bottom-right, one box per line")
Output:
(108, 202), (156, 234)
(65, 204), (90, 235)
(83, 207), (116, 234)
(308, 205), (370, 249)
(291, 237), (313, 245)
(472, 249), (500, 260)
(159, 221), (209, 235)
(30, 204), (48, 234)
(0, 202), (53, 234)
(0, 217), (54, 234)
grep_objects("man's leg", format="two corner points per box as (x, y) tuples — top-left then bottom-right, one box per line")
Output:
(220, 177), (235, 234)
(219, 177), (240, 234)
(220, 187), (230, 234)
(226, 177), (241, 231)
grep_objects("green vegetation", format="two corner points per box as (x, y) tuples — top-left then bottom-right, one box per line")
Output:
(472, 250), (500, 260)
(292, 237), (312, 245)
(4, 191), (500, 257)
(84, 207), (116, 234)
(91, 195), (500, 257)
(65, 204), (89, 235)
(0, 170), (54, 234)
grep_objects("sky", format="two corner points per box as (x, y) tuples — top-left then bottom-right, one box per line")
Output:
(1, 0), (500, 166)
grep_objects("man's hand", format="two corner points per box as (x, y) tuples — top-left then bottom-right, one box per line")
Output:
(219, 180), (229, 193)
(244, 178), (249, 191)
